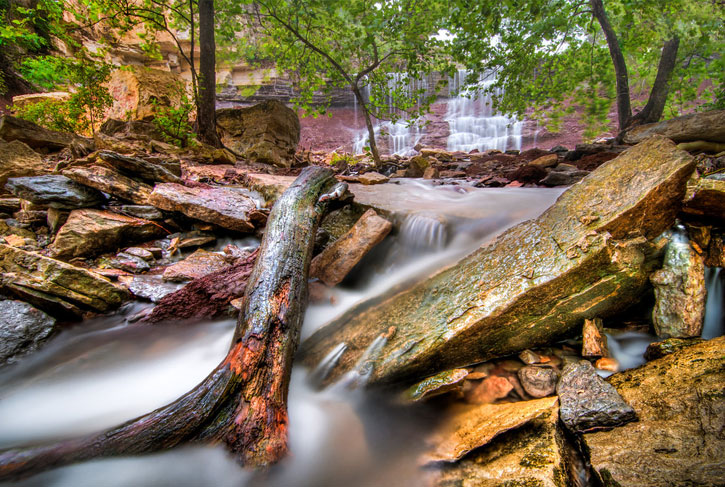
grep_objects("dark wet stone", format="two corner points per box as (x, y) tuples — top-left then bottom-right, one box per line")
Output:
(111, 252), (151, 274)
(556, 360), (636, 433)
(0, 300), (56, 366)
(644, 337), (704, 361)
(518, 365), (558, 398)
(5, 175), (105, 209)
(97, 151), (182, 184)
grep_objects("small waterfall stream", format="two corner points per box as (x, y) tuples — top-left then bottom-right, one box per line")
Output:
(0, 182), (722, 486)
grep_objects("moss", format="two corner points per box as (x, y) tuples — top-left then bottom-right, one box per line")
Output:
(519, 448), (554, 469)
(499, 479), (545, 487)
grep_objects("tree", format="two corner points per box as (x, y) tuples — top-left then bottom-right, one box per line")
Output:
(447, 0), (724, 136)
(244, 0), (454, 164)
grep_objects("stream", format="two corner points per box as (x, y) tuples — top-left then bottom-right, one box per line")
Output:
(0, 183), (722, 487)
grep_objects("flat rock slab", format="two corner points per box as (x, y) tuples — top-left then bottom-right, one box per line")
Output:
(0, 115), (90, 152)
(0, 243), (129, 314)
(556, 360), (636, 433)
(583, 336), (725, 486)
(682, 178), (725, 221)
(0, 300), (56, 366)
(310, 209), (392, 286)
(148, 183), (267, 232)
(299, 136), (696, 386)
(403, 368), (470, 403)
(97, 151), (182, 184)
(5, 175), (105, 209)
(423, 396), (559, 464)
(430, 401), (571, 487)
(162, 249), (230, 282)
(63, 166), (153, 205)
(622, 109), (725, 144)
(50, 209), (167, 259)
(0, 140), (48, 193)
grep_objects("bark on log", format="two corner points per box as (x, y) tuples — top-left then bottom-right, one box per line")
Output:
(0, 166), (342, 480)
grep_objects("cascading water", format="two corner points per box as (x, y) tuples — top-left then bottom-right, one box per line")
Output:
(703, 267), (724, 339)
(445, 70), (524, 153)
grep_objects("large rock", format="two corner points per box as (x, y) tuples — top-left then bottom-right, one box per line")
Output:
(557, 360), (636, 433)
(300, 136), (696, 386)
(681, 177), (725, 222)
(0, 115), (92, 152)
(148, 183), (267, 232)
(97, 151), (182, 184)
(430, 400), (572, 487)
(310, 209), (392, 286)
(583, 336), (725, 486)
(0, 300), (56, 366)
(650, 227), (706, 338)
(106, 66), (186, 121)
(63, 165), (153, 205)
(0, 244), (129, 314)
(5, 175), (106, 209)
(0, 140), (48, 193)
(622, 109), (725, 145)
(216, 101), (300, 168)
(50, 209), (166, 259)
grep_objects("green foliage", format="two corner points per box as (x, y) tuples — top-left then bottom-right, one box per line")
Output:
(328, 152), (357, 166)
(14, 52), (113, 135)
(151, 84), (195, 147)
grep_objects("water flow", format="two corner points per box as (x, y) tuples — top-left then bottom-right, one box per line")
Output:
(703, 267), (724, 339)
(445, 70), (523, 153)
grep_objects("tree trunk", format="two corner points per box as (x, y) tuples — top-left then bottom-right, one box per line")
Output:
(0, 167), (346, 481)
(629, 36), (680, 126)
(352, 85), (382, 165)
(196, 0), (222, 147)
(591, 0), (631, 131)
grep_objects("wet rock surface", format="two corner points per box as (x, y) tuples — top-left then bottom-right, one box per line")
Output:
(5, 175), (106, 209)
(557, 360), (636, 433)
(0, 299), (56, 366)
(403, 368), (469, 403)
(148, 183), (267, 232)
(50, 209), (166, 259)
(63, 165), (153, 205)
(162, 249), (230, 282)
(97, 151), (182, 184)
(583, 336), (725, 487)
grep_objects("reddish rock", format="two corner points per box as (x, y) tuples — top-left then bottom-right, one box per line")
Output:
(162, 249), (230, 282)
(581, 318), (610, 358)
(464, 375), (513, 404)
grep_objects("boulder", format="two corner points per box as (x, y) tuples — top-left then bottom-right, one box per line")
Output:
(430, 400), (572, 487)
(97, 150), (182, 184)
(46, 207), (70, 234)
(310, 209), (392, 286)
(463, 375), (514, 404)
(0, 115), (92, 153)
(216, 101), (300, 168)
(540, 164), (590, 186)
(50, 209), (167, 259)
(0, 140), (47, 193)
(423, 396), (559, 464)
(106, 66), (186, 121)
(583, 336), (725, 486)
(650, 226), (706, 338)
(5, 175), (105, 209)
(0, 300), (56, 366)
(358, 172), (390, 185)
(518, 365), (558, 398)
(162, 249), (230, 282)
(557, 360), (636, 433)
(528, 154), (559, 168)
(63, 166), (153, 205)
(622, 109), (725, 145)
(99, 118), (164, 140)
(148, 183), (267, 232)
(0, 244), (129, 315)
(681, 177), (725, 222)
(300, 136), (696, 386)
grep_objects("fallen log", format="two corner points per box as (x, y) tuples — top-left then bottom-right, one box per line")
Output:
(0, 166), (345, 480)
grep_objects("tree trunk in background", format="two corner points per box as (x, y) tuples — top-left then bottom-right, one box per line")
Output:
(197, 0), (221, 147)
(591, 0), (632, 131)
(353, 86), (382, 165)
(0, 167), (344, 481)
(630, 36), (680, 126)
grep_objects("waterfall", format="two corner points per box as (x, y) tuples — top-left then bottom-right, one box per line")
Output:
(703, 267), (724, 339)
(445, 70), (523, 153)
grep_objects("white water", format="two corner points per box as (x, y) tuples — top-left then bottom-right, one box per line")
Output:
(0, 183), (722, 486)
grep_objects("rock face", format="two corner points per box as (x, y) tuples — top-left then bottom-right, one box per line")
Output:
(148, 183), (267, 232)
(557, 360), (636, 433)
(622, 109), (725, 144)
(162, 249), (230, 282)
(300, 136), (696, 386)
(650, 227), (706, 338)
(583, 336), (725, 487)
(682, 177), (725, 222)
(0, 140), (47, 193)
(216, 101), (300, 168)
(50, 209), (166, 259)
(310, 209), (392, 286)
(5, 175), (106, 209)
(0, 300), (56, 366)
(97, 151), (182, 184)
(431, 401), (571, 487)
(0, 115), (91, 152)
(0, 244), (129, 315)
(63, 166), (153, 205)
(106, 66), (186, 121)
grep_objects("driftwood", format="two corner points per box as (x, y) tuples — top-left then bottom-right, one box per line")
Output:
(0, 166), (345, 480)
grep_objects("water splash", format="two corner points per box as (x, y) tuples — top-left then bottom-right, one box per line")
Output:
(399, 212), (448, 252)
(703, 267), (724, 339)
